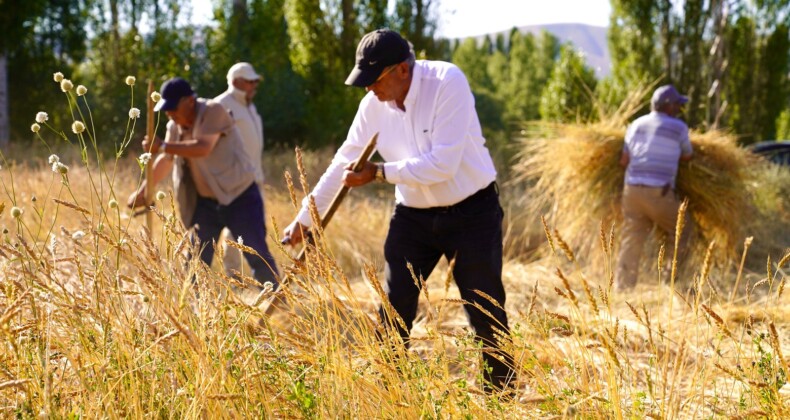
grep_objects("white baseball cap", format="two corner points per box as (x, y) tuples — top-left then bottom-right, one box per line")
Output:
(227, 62), (261, 85)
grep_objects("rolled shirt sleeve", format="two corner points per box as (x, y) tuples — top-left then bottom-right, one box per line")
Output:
(295, 109), (375, 227)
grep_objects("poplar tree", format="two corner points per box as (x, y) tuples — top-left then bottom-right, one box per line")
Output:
(539, 45), (598, 123)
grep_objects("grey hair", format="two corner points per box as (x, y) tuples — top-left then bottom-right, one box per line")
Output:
(405, 41), (416, 72)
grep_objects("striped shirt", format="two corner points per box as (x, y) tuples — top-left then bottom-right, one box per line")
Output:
(624, 111), (692, 188)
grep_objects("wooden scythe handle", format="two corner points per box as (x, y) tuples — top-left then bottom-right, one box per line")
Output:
(294, 131), (379, 261)
(144, 80), (155, 232)
(263, 132), (379, 316)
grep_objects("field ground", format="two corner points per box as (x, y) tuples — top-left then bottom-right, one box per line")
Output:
(0, 147), (787, 418)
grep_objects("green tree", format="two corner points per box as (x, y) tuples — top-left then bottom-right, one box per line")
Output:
(205, 0), (306, 145)
(670, 0), (708, 127)
(452, 38), (494, 93)
(757, 24), (789, 141)
(603, 0), (661, 111)
(0, 0), (46, 146)
(5, 0), (88, 145)
(392, 0), (439, 58)
(283, 0), (361, 146)
(359, 0), (389, 32)
(776, 109), (790, 140)
(539, 45), (598, 123)
(78, 0), (197, 147)
(451, 38), (503, 132)
(723, 16), (759, 143)
(501, 31), (536, 122)
(503, 30), (559, 122)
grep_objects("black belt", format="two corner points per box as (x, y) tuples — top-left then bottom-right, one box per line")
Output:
(404, 182), (497, 213)
(196, 182), (256, 204)
(627, 183), (672, 196)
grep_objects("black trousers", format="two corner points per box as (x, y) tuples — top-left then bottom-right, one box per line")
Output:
(379, 182), (515, 391)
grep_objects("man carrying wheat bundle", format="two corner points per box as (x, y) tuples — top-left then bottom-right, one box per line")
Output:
(616, 84), (694, 291)
(282, 29), (516, 394)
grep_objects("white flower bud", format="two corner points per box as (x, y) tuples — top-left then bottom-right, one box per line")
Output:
(31, 123), (40, 133)
(109, 199), (118, 209)
(76, 85), (88, 96)
(48, 154), (60, 164)
(35, 112), (49, 123)
(138, 152), (152, 166)
(53, 72), (64, 82)
(55, 163), (69, 174)
(125, 76), (136, 86)
(129, 107), (141, 119)
(156, 191), (166, 201)
(151, 91), (162, 103)
(60, 79), (73, 92)
(10, 207), (23, 219)
(71, 121), (85, 134)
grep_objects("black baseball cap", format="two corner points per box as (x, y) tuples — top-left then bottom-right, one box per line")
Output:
(345, 29), (411, 88)
(154, 77), (194, 112)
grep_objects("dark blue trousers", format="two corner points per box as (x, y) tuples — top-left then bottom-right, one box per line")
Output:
(380, 183), (515, 391)
(190, 183), (279, 286)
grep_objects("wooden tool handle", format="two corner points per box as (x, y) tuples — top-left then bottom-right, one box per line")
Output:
(295, 131), (379, 260)
(144, 80), (155, 231)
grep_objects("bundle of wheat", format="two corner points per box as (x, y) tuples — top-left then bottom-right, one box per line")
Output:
(510, 122), (783, 268)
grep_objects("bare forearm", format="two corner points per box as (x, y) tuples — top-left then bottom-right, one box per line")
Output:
(162, 140), (214, 158)
(149, 154), (175, 185)
(619, 151), (630, 167)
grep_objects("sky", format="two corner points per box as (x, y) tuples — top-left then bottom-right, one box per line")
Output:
(435, 0), (612, 38)
(191, 0), (612, 39)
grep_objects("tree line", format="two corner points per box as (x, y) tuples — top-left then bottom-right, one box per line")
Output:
(0, 0), (788, 152)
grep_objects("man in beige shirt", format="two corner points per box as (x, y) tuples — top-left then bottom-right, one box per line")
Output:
(215, 63), (266, 277)
(128, 77), (279, 289)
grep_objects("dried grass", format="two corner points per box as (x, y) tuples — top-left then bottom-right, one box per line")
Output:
(510, 122), (788, 271)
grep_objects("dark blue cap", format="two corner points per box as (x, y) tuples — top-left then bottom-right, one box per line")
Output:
(154, 77), (194, 112)
(345, 29), (411, 88)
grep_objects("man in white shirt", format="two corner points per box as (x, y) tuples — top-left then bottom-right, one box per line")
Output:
(214, 63), (268, 280)
(283, 29), (515, 394)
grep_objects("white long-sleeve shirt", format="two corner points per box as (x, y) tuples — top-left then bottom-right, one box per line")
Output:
(296, 60), (497, 226)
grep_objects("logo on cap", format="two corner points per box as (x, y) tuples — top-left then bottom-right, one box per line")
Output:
(345, 29), (411, 88)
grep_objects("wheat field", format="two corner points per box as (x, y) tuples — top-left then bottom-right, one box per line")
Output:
(0, 138), (787, 418)
(1, 78), (788, 418)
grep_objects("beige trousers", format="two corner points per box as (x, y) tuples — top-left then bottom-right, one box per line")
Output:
(615, 185), (691, 289)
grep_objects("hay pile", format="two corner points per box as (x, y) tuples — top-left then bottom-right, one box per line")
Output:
(511, 123), (786, 268)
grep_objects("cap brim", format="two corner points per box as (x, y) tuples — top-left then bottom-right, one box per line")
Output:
(154, 99), (178, 112)
(345, 66), (380, 88)
(677, 95), (689, 104)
